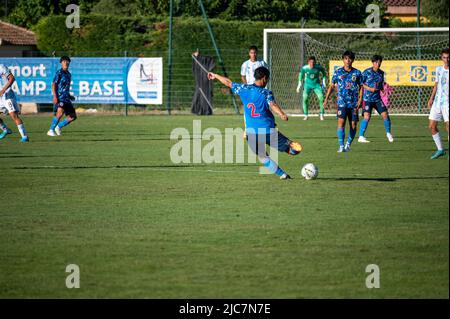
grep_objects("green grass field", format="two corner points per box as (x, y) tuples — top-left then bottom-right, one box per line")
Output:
(0, 114), (448, 298)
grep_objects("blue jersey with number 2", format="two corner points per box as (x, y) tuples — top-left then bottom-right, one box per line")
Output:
(231, 83), (275, 133)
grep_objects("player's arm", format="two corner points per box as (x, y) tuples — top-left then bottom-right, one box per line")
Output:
(0, 73), (15, 97)
(52, 82), (59, 105)
(240, 62), (247, 84)
(296, 68), (304, 93)
(428, 83), (438, 108)
(323, 83), (335, 109)
(208, 72), (232, 88)
(320, 66), (328, 89)
(357, 85), (364, 110)
(362, 83), (377, 93)
(269, 101), (288, 121)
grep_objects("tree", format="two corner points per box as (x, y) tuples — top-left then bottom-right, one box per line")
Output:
(6, 0), (100, 28)
(422, 0), (449, 20)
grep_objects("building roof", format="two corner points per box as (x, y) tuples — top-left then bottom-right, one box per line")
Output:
(0, 20), (37, 46)
(384, 0), (417, 6)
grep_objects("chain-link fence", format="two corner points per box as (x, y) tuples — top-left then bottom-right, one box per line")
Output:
(266, 29), (449, 115)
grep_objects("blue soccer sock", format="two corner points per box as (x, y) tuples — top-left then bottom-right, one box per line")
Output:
(58, 118), (71, 128)
(262, 158), (286, 177)
(50, 117), (59, 130)
(383, 117), (391, 134)
(359, 118), (369, 137)
(348, 126), (356, 145)
(337, 127), (345, 146)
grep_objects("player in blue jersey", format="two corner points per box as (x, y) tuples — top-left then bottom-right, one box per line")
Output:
(208, 67), (303, 180)
(323, 50), (363, 153)
(358, 55), (394, 143)
(47, 56), (77, 137)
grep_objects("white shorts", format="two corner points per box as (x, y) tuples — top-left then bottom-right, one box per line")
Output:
(0, 98), (20, 115)
(429, 102), (449, 122)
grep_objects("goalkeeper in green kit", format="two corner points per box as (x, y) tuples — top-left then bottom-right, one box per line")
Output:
(296, 56), (328, 121)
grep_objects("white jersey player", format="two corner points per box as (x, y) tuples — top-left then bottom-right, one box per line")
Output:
(241, 46), (268, 85)
(0, 64), (29, 142)
(427, 48), (449, 159)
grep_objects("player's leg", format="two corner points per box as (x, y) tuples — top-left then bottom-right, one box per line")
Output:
(0, 117), (12, 136)
(380, 111), (393, 142)
(48, 106), (64, 136)
(0, 118), (8, 139)
(0, 103), (9, 139)
(358, 102), (371, 143)
(247, 131), (290, 179)
(56, 103), (77, 135)
(345, 108), (358, 151)
(428, 104), (446, 159)
(276, 129), (303, 156)
(429, 120), (445, 159)
(8, 111), (29, 142)
(376, 101), (394, 143)
(443, 102), (449, 143)
(313, 87), (325, 120)
(2, 99), (28, 142)
(337, 108), (346, 152)
(302, 87), (311, 120)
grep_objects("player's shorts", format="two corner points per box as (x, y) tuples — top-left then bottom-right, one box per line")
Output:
(246, 128), (291, 157)
(362, 100), (388, 115)
(337, 106), (359, 122)
(429, 102), (449, 122)
(303, 84), (324, 98)
(0, 98), (20, 115)
(55, 101), (76, 116)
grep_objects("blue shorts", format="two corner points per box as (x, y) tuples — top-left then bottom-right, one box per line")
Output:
(246, 129), (291, 157)
(362, 101), (388, 115)
(54, 101), (75, 116)
(337, 107), (359, 122)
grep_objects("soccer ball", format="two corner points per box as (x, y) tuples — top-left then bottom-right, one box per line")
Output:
(301, 163), (319, 180)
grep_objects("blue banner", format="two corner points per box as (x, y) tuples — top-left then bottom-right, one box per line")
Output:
(0, 57), (163, 104)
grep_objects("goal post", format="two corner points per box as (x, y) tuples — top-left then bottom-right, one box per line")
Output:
(263, 27), (449, 115)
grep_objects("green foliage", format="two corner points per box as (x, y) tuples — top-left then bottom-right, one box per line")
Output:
(4, 0), (390, 28)
(421, 0), (449, 20)
(5, 0), (100, 28)
(34, 13), (365, 56)
(34, 14), (162, 56)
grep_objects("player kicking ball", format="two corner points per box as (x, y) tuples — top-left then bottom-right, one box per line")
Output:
(358, 55), (394, 143)
(0, 64), (29, 142)
(323, 51), (363, 153)
(208, 67), (303, 180)
(427, 48), (449, 160)
(47, 56), (77, 137)
(296, 56), (327, 121)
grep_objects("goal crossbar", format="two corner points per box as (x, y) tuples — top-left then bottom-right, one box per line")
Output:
(263, 27), (449, 62)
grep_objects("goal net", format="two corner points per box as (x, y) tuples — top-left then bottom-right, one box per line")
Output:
(264, 28), (449, 115)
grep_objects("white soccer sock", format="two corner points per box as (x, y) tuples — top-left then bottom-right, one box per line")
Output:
(432, 133), (444, 151)
(17, 124), (27, 138)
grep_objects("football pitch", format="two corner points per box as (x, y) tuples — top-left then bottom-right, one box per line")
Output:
(0, 115), (448, 298)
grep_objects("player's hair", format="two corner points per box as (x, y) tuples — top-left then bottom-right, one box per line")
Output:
(342, 50), (356, 60)
(254, 66), (270, 81)
(441, 48), (449, 56)
(249, 45), (258, 52)
(307, 56), (316, 62)
(60, 56), (71, 63)
(371, 54), (383, 62)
